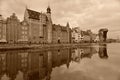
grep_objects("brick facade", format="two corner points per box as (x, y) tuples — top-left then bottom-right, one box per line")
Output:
(0, 7), (71, 44)
(6, 13), (20, 43)
(24, 8), (52, 43)
(52, 23), (70, 43)
(0, 15), (6, 43)
(18, 20), (29, 43)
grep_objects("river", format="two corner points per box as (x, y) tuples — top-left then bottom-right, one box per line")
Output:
(0, 43), (120, 80)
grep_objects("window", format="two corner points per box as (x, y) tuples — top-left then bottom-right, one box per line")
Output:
(22, 27), (24, 30)
(24, 31), (27, 34)
(24, 36), (27, 39)
(24, 27), (27, 30)
(22, 36), (24, 39)
(22, 31), (24, 34)
(3, 35), (5, 38)
(23, 22), (27, 25)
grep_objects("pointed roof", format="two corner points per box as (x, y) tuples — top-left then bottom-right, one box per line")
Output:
(66, 22), (69, 27)
(21, 19), (29, 26)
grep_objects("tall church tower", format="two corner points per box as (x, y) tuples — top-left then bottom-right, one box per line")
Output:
(46, 6), (52, 43)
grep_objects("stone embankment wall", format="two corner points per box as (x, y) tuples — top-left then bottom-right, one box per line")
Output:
(0, 43), (91, 50)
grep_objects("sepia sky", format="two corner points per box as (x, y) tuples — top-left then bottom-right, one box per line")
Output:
(0, 0), (120, 38)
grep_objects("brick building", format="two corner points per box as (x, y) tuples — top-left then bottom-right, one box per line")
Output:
(81, 30), (97, 43)
(52, 23), (70, 43)
(24, 7), (52, 43)
(71, 27), (83, 43)
(6, 13), (20, 43)
(0, 15), (7, 43)
(18, 20), (29, 43)
(0, 6), (71, 44)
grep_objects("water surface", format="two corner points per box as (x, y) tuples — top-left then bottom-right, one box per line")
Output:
(0, 43), (120, 80)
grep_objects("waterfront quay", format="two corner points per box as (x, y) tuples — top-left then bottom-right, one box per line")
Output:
(0, 43), (92, 50)
(0, 6), (108, 47)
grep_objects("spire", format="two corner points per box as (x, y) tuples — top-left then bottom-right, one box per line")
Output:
(25, 5), (28, 9)
(24, 5), (28, 20)
(47, 6), (51, 14)
(66, 22), (70, 27)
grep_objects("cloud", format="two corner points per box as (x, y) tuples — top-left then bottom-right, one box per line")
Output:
(0, 0), (120, 38)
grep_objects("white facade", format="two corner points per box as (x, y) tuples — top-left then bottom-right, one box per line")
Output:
(72, 28), (83, 43)
(94, 35), (99, 42)
(72, 30), (78, 42)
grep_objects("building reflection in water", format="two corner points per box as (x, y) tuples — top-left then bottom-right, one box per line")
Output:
(0, 48), (71, 80)
(0, 45), (108, 80)
(71, 46), (97, 63)
(98, 44), (108, 59)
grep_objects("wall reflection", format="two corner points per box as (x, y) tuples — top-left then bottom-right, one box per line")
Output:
(0, 45), (108, 80)
(98, 44), (108, 59)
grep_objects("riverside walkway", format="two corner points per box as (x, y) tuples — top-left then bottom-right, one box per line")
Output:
(0, 43), (91, 50)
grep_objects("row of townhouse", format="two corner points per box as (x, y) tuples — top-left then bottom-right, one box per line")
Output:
(71, 27), (97, 43)
(0, 6), (108, 44)
(0, 6), (71, 44)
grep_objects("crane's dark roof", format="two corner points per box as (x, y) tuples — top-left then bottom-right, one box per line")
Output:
(99, 28), (108, 32)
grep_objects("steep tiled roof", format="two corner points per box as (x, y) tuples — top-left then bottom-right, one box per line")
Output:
(81, 31), (90, 36)
(21, 20), (29, 26)
(71, 27), (81, 33)
(27, 9), (40, 20)
(61, 26), (67, 31)
(52, 24), (56, 30)
(52, 24), (67, 32)
(52, 24), (61, 31)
